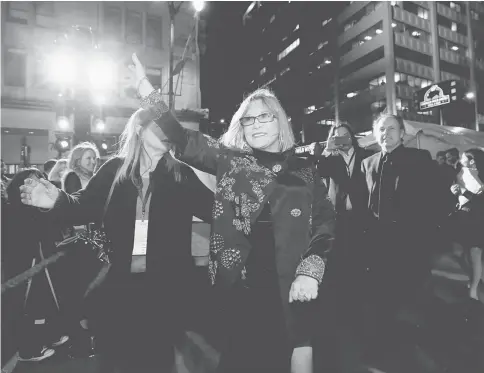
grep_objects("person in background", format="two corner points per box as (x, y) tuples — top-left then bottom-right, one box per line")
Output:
(48, 159), (68, 189)
(359, 113), (441, 361)
(450, 149), (484, 300)
(3, 169), (69, 362)
(43, 159), (57, 180)
(131, 51), (335, 373)
(62, 142), (99, 194)
(446, 148), (461, 171)
(19, 106), (214, 372)
(314, 123), (372, 373)
(436, 151), (447, 166)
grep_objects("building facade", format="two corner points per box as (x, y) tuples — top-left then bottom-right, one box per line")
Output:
(1, 1), (205, 171)
(243, 1), (484, 144)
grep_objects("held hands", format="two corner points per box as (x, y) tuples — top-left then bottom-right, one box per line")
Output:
(19, 178), (59, 209)
(289, 275), (319, 303)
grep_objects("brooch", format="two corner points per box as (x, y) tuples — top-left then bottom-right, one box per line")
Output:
(291, 208), (301, 217)
(272, 164), (282, 173)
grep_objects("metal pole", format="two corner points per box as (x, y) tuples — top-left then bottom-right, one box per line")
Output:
(169, 9), (175, 110)
(429, 1), (443, 125)
(466, 1), (479, 131)
(195, 13), (201, 108)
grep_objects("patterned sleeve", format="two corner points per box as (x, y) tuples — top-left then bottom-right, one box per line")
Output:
(295, 168), (336, 284)
(140, 90), (221, 175)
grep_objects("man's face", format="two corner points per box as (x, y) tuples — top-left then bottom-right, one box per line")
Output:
(374, 117), (404, 153)
(436, 155), (445, 165)
(446, 152), (458, 166)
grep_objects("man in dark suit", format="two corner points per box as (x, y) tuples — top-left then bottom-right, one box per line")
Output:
(359, 113), (440, 359)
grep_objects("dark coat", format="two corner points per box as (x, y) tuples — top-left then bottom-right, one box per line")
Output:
(62, 171), (82, 194)
(317, 147), (373, 224)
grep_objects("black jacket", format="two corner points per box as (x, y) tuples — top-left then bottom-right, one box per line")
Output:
(317, 147), (372, 223)
(62, 171), (82, 194)
(50, 157), (213, 296)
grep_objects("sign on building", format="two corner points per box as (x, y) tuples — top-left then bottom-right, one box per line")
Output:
(413, 80), (462, 111)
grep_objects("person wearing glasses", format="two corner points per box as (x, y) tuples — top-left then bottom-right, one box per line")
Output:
(130, 53), (335, 373)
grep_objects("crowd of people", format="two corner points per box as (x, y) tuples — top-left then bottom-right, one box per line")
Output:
(1, 53), (483, 373)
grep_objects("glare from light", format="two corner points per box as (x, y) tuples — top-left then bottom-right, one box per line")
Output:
(57, 117), (70, 130)
(324, 59), (332, 64)
(412, 31), (421, 37)
(47, 52), (77, 84)
(220, 118), (225, 124)
(347, 92), (357, 98)
(364, 35), (372, 41)
(192, 0), (205, 12)
(392, 23), (397, 28)
(101, 142), (108, 150)
(466, 92), (475, 99)
(88, 57), (116, 90)
(93, 93), (106, 105)
(96, 120), (105, 131)
(451, 45), (459, 51)
(60, 140), (69, 149)
(376, 29), (383, 34)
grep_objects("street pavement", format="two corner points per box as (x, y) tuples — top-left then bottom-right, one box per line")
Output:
(10, 246), (483, 373)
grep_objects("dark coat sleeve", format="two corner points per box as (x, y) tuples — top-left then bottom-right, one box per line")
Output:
(51, 158), (121, 226)
(183, 166), (214, 223)
(153, 111), (220, 175)
(63, 172), (82, 194)
(295, 168), (336, 283)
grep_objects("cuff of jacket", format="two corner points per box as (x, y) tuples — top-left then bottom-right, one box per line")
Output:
(139, 90), (170, 121)
(295, 255), (326, 284)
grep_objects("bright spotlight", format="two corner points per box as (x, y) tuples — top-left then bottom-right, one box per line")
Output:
(465, 92), (475, 100)
(220, 118), (225, 124)
(88, 57), (116, 90)
(60, 140), (69, 149)
(101, 142), (108, 150)
(47, 52), (77, 84)
(96, 120), (105, 131)
(192, 0), (205, 12)
(57, 117), (70, 130)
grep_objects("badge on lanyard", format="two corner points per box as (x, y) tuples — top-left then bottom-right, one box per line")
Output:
(133, 219), (149, 256)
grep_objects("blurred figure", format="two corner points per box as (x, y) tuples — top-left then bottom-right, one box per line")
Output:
(359, 113), (441, 360)
(43, 159), (57, 179)
(450, 149), (484, 300)
(446, 148), (461, 170)
(436, 151), (447, 166)
(3, 169), (69, 362)
(48, 159), (68, 189)
(63, 142), (99, 194)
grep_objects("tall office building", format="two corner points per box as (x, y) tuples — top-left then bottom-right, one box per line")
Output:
(243, 1), (484, 143)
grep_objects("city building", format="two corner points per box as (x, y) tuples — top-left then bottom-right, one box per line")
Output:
(242, 1), (484, 144)
(1, 1), (206, 172)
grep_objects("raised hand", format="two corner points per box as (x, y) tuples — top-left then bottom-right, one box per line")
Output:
(128, 53), (147, 87)
(19, 178), (59, 209)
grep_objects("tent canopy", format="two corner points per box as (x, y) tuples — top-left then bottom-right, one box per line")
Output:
(358, 120), (484, 158)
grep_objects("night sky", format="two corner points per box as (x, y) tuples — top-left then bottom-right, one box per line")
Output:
(201, 2), (250, 126)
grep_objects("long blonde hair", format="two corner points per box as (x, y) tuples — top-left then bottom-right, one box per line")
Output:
(67, 142), (100, 177)
(48, 159), (68, 182)
(220, 88), (295, 151)
(113, 108), (181, 186)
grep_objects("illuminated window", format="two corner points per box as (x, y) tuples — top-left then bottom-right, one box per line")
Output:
(146, 16), (162, 49)
(317, 41), (328, 50)
(277, 38), (300, 61)
(270, 14), (276, 23)
(304, 105), (316, 114)
(449, 2), (461, 12)
(260, 67), (267, 76)
(293, 24), (300, 31)
(417, 7), (429, 20)
(471, 10), (480, 21)
(281, 67), (291, 76)
(322, 18), (332, 27)
(451, 22), (457, 32)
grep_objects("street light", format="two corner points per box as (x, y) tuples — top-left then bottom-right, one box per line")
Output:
(465, 92), (475, 100)
(193, 0), (205, 12)
(57, 116), (70, 130)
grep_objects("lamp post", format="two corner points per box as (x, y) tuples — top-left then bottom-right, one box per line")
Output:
(167, 1), (204, 110)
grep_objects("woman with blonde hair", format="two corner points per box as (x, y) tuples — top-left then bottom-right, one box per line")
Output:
(18, 105), (213, 371)
(130, 54), (335, 372)
(63, 142), (99, 194)
(48, 159), (68, 189)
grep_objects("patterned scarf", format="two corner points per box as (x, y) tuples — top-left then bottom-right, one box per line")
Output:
(208, 148), (293, 287)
